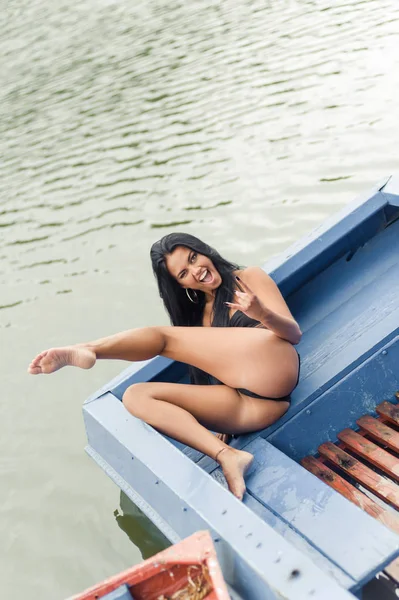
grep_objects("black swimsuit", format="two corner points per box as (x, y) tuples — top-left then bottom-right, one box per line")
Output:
(190, 312), (300, 402)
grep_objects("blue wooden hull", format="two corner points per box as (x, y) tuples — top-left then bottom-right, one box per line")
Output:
(83, 176), (399, 599)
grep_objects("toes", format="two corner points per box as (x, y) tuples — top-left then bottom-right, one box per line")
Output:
(233, 486), (245, 501)
(28, 366), (42, 375)
(30, 350), (49, 368)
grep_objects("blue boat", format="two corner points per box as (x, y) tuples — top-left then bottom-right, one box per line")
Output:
(83, 175), (399, 599)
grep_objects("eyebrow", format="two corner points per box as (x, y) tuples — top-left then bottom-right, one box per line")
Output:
(177, 250), (193, 279)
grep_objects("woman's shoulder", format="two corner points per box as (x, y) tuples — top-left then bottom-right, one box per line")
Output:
(235, 266), (271, 283)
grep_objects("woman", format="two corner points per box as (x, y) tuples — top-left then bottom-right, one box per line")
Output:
(28, 233), (301, 500)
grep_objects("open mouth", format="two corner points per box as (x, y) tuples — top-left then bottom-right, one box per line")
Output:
(199, 269), (213, 284)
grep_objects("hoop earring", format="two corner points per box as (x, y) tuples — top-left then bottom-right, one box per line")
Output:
(186, 288), (198, 304)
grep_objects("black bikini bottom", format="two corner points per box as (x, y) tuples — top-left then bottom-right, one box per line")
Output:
(236, 352), (301, 403)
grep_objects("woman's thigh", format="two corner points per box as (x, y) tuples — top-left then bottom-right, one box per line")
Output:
(159, 326), (299, 398)
(124, 381), (289, 434)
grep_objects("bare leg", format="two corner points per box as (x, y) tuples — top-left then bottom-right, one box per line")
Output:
(28, 327), (292, 499)
(27, 328), (167, 374)
(122, 381), (288, 499)
(28, 326), (299, 397)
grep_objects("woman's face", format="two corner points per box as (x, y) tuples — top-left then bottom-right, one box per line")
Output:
(165, 246), (222, 294)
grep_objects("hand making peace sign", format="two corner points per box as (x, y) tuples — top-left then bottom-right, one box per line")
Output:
(225, 276), (266, 324)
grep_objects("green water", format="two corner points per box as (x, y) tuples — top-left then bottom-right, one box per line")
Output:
(1, 0), (399, 597)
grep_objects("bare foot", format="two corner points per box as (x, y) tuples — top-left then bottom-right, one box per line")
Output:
(217, 447), (254, 501)
(28, 346), (96, 375)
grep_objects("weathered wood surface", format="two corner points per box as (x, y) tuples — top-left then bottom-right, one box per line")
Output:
(337, 428), (399, 482)
(302, 398), (399, 585)
(69, 531), (230, 600)
(301, 456), (399, 583)
(83, 178), (399, 596)
(301, 456), (399, 532)
(260, 335), (399, 464)
(243, 495), (353, 589)
(377, 401), (399, 426)
(357, 415), (399, 453)
(199, 331), (399, 475)
(237, 437), (399, 586)
(318, 442), (399, 510)
(85, 393), (357, 600)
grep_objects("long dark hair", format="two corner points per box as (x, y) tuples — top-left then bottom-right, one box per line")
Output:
(150, 233), (240, 328)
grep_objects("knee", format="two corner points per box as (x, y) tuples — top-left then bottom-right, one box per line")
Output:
(122, 382), (153, 419)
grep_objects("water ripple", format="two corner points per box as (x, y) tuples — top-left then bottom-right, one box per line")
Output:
(1, 2), (399, 593)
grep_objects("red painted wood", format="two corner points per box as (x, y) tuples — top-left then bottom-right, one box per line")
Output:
(318, 442), (399, 510)
(302, 456), (399, 583)
(301, 456), (399, 531)
(377, 401), (399, 426)
(357, 416), (399, 453)
(338, 429), (399, 482)
(70, 531), (229, 600)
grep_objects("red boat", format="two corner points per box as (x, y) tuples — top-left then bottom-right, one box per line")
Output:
(69, 530), (230, 600)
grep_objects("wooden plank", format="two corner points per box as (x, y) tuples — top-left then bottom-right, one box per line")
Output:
(377, 401), (399, 427)
(357, 416), (399, 453)
(84, 396), (359, 600)
(71, 531), (230, 600)
(260, 332), (399, 465)
(197, 332), (399, 477)
(337, 429), (399, 482)
(167, 438), (204, 463)
(288, 199), (399, 334)
(241, 437), (399, 584)
(301, 456), (399, 533)
(302, 457), (399, 584)
(243, 495), (354, 589)
(294, 262), (399, 386)
(318, 442), (399, 510)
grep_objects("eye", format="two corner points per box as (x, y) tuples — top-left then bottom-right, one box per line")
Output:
(179, 270), (187, 279)
(190, 252), (197, 263)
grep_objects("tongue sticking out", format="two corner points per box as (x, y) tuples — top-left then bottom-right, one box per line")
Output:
(202, 270), (213, 283)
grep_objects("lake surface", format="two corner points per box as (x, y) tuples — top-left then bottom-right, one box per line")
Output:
(1, 0), (399, 597)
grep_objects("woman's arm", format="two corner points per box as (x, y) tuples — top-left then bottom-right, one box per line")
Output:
(230, 266), (302, 345)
